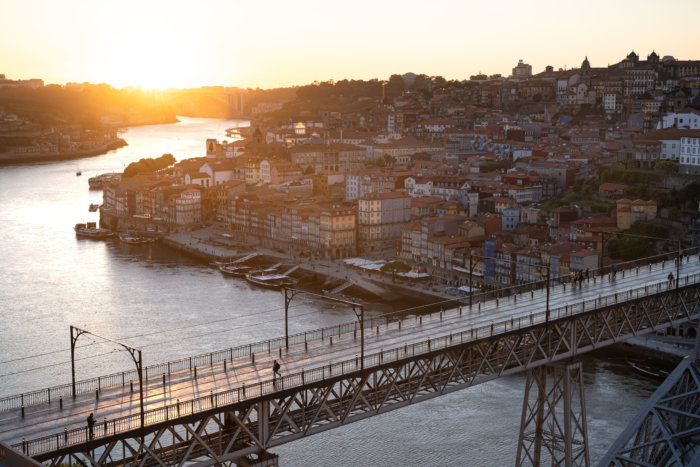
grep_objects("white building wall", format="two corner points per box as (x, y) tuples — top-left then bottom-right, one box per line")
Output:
(658, 112), (700, 130)
(680, 136), (700, 174)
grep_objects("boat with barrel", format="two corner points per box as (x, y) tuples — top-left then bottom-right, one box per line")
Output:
(245, 272), (297, 289)
(74, 222), (113, 239)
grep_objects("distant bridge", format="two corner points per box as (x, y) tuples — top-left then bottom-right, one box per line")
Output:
(165, 88), (249, 119)
(2, 254), (700, 465)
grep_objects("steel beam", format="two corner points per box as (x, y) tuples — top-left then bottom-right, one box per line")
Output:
(516, 361), (589, 467)
(18, 284), (700, 466)
(600, 357), (700, 466)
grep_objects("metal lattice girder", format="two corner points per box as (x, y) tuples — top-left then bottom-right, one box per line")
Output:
(599, 357), (700, 467)
(25, 285), (700, 466)
(515, 361), (590, 467)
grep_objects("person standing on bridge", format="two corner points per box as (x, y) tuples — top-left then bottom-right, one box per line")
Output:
(86, 413), (95, 439)
(668, 272), (674, 286)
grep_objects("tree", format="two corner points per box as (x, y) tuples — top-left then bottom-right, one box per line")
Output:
(123, 153), (175, 178)
(655, 160), (678, 174)
(303, 165), (315, 175)
(607, 222), (669, 261)
(385, 74), (405, 98)
(479, 161), (508, 173)
(416, 87), (433, 100)
(411, 74), (431, 91)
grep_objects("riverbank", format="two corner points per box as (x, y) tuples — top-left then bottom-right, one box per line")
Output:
(0, 138), (127, 165)
(623, 334), (696, 365)
(160, 228), (449, 306)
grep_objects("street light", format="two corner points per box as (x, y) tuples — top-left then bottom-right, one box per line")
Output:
(70, 326), (145, 428)
(282, 287), (365, 372)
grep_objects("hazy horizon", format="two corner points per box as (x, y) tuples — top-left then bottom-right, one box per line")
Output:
(2, 0), (700, 90)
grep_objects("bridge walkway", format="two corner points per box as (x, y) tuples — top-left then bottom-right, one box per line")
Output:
(1, 256), (698, 451)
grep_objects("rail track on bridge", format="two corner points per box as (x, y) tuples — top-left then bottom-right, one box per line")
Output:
(3, 254), (700, 465)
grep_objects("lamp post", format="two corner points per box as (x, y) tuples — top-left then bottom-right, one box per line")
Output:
(469, 254), (474, 308)
(544, 264), (551, 325)
(70, 326), (145, 428)
(282, 287), (365, 371)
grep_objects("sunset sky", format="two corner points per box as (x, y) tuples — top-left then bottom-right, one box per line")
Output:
(2, 0), (700, 90)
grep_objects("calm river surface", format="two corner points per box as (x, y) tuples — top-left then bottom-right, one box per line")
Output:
(0, 117), (662, 465)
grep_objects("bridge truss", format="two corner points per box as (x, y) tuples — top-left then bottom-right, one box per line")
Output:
(23, 281), (700, 466)
(599, 355), (700, 466)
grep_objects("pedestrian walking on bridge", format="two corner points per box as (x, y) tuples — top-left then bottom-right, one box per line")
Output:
(272, 360), (281, 379)
(86, 412), (95, 439)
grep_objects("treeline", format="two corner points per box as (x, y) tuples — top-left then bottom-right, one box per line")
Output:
(0, 84), (176, 128)
(599, 165), (662, 185)
(123, 154), (175, 178)
(294, 74), (459, 105)
(608, 222), (669, 261)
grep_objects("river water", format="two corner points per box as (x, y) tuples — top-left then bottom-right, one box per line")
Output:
(0, 117), (663, 465)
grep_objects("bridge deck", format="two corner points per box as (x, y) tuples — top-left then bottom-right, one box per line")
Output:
(1, 257), (698, 450)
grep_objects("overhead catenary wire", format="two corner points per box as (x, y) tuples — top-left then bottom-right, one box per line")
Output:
(0, 300), (335, 376)
(0, 348), (128, 378)
(3, 251), (686, 376)
(0, 299), (315, 366)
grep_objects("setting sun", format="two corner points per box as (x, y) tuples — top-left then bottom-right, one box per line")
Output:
(102, 28), (206, 89)
(3, 0), (700, 89)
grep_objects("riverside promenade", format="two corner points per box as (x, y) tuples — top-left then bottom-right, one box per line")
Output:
(162, 227), (457, 302)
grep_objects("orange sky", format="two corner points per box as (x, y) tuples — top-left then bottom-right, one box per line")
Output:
(2, 0), (700, 89)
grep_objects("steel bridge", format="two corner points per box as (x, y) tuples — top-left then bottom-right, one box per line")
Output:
(2, 255), (700, 466)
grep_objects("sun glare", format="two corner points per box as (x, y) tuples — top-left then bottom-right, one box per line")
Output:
(94, 8), (212, 90)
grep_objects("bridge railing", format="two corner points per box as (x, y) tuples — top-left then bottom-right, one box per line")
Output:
(3, 252), (698, 414)
(13, 271), (700, 458)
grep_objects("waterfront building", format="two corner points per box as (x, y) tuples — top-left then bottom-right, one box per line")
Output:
(170, 188), (202, 226)
(358, 191), (411, 254)
(319, 204), (357, 259)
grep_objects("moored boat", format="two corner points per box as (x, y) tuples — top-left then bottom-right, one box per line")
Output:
(119, 234), (156, 245)
(627, 361), (670, 380)
(74, 222), (113, 239)
(245, 273), (297, 290)
(220, 265), (254, 277)
(210, 259), (235, 268)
